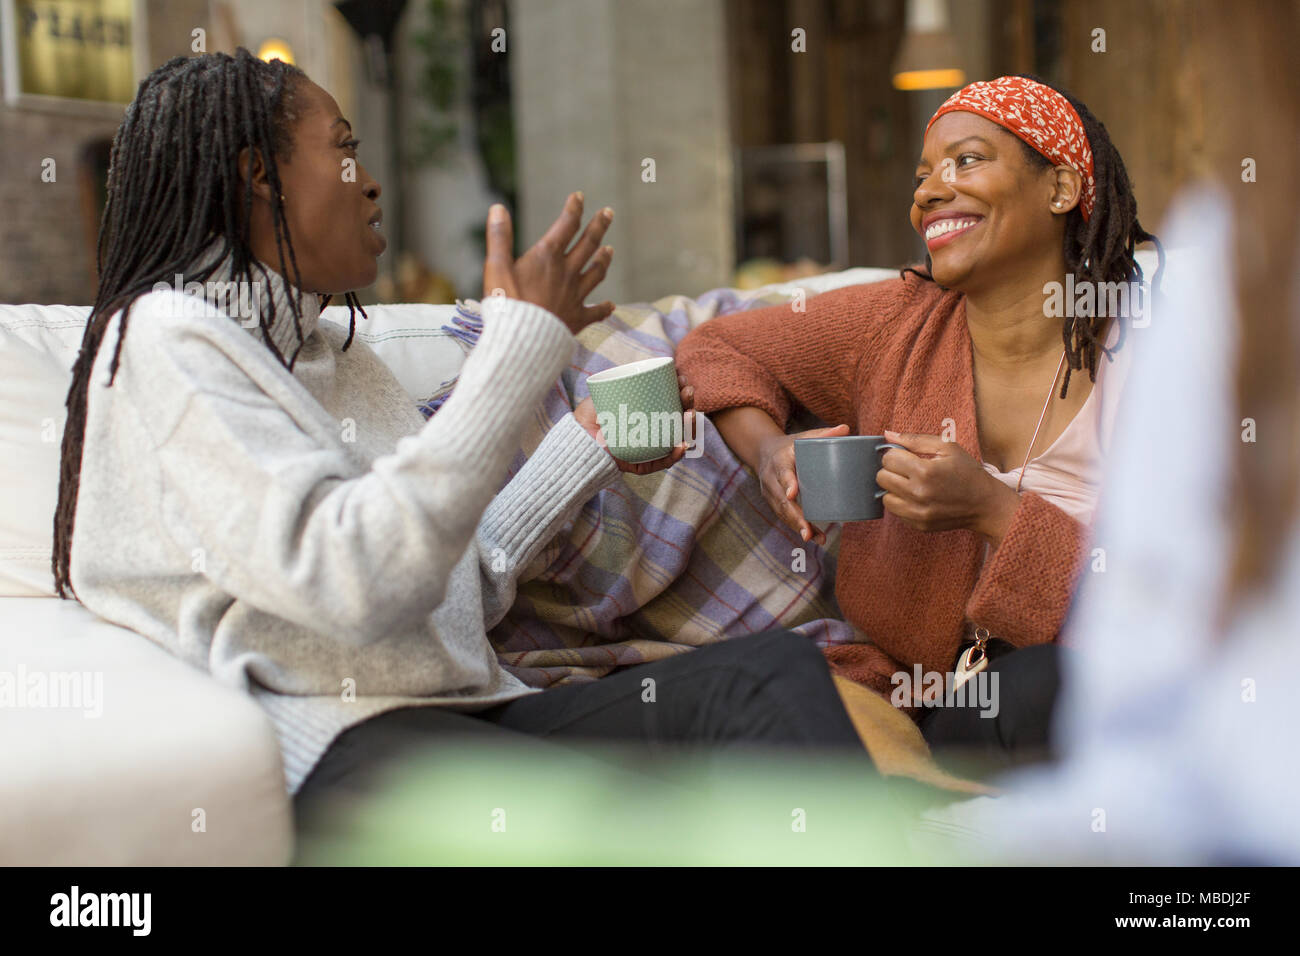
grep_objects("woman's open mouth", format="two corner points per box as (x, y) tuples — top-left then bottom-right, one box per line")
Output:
(924, 216), (982, 251)
(368, 211), (387, 254)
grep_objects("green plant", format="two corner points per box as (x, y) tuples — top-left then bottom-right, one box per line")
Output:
(406, 0), (461, 166)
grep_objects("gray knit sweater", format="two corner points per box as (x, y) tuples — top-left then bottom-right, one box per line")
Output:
(69, 263), (621, 794)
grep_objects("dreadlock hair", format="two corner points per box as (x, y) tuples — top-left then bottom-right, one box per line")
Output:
(900, 74), (1164, 400)
(52, 48), (367, 601)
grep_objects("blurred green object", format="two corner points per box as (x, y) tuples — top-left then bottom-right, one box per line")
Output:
(294, 739), (959, 865)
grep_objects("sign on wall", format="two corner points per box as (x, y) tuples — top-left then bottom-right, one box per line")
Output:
(1, 0), (147, 113)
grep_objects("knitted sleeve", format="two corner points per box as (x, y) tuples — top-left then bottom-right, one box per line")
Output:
(675, 280), (904, 431)
(475, 412), (621, 630)
(964, 491), (1090, 646)
(122, 292), (577, 646)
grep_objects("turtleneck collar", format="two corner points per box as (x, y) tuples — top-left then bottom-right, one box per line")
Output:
(187, 237), (321, 368)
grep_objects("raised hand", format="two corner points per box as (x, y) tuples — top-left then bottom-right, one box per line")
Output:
(481, 192), (616, 336)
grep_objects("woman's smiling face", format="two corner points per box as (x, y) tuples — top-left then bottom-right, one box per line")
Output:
(910, 111), (1077, 292)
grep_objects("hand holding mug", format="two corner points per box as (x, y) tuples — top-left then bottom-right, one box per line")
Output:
(876, 429), (1020, 544)
(574, 372), (696, 475)
(756, 423), (851, 546)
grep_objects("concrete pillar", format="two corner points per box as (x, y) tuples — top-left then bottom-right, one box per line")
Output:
(510, 0), (734, 303)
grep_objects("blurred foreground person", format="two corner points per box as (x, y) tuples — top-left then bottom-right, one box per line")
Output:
(924, 0), (1300, 864)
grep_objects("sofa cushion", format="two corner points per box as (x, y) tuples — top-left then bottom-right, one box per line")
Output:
(0, 305), (90, 597)
(0, 596), (292, 864)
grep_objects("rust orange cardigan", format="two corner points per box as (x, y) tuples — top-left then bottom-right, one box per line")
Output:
(675, 272), (1088, 699)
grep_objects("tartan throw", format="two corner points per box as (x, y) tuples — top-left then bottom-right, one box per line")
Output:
(419, 285), (869, 687)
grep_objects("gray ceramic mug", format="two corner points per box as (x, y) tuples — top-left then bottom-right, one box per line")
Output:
(792, 435), (905, 522)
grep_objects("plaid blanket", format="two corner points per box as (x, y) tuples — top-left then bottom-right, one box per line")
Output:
(421, 286), (866, 687)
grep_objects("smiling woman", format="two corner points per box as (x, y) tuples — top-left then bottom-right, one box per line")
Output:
(677, 73), (1164, 776)
(909, 76), (1160, 403)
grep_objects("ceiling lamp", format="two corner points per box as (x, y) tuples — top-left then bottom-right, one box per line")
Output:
(892, 0), (965, 91)
(256, 37), (295, 66)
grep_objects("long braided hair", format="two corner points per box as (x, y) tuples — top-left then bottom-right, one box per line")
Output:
(902, 74), (1164, 399)
(52, 49), (366, 601)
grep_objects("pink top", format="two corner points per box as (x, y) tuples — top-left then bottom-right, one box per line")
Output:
(982, 320), (1131, 525)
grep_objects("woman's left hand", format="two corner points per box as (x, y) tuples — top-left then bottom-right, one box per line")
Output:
(876, 429), (1020, 546)
(574, 374), (696, 476)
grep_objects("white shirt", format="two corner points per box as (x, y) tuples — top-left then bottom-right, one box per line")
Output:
(982, 318), (1131, 524)
(919, 184), (1300, 864)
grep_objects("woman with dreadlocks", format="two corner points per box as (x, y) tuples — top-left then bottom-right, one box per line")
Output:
(676, 74), (1164, 775)
(53, 49), (878, 807)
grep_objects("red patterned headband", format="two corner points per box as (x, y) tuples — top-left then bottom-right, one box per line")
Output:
(925, 76), (1097, 222)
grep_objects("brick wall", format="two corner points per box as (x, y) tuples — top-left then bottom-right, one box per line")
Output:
(0, 106), (120, 305)
(0, 0), (210, 305)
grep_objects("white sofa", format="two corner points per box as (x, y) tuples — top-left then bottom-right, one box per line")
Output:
(0, 254), (1165, 865)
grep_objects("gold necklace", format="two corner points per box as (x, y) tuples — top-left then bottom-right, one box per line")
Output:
(954, 348), (1070, 695)
(1016, 350), (1069, 493)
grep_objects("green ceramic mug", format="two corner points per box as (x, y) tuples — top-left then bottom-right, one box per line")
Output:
(586, 356), (685, 463)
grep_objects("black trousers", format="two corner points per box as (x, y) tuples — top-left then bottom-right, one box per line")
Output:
(916, 641), (1063, 777)
(294, 629), (873, 823)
